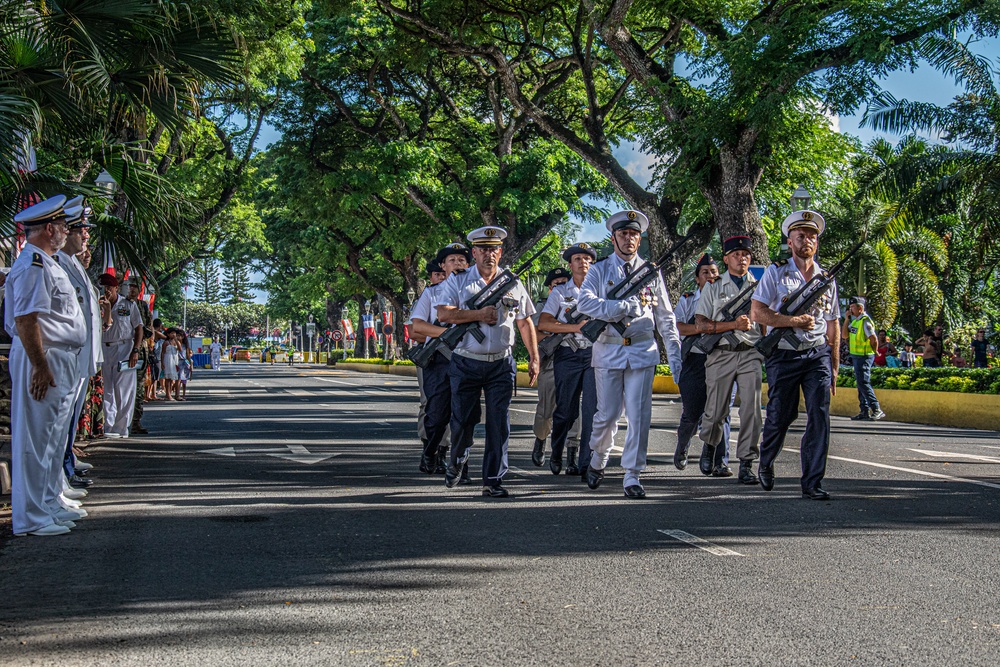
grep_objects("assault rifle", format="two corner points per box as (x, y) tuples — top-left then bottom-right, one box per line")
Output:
(579, 232), (694, 343)
(407, 242), (552, 368)
(754, 237), (866, 358)
(537, 305), (586, 358)
(694, 279), (759, 354)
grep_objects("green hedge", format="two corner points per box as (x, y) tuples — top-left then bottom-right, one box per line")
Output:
(339, 357), (415, 367)
(837, 366), (1000, 394)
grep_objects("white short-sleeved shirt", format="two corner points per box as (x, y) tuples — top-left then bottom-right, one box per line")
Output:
(541, 280), (590, 348)
(102, 294), (141, 344)
(56, 250), (102, 376)
(411, 282), (444, 323)
(577, 253), (682, 373)
(752, 258), (840, 350)
(436, 265), (535, 355)
(210, 342), (222, 356)
(674, 288), (706, 356)
(696, 271), (761, 347)
(4, 243), (86, 349)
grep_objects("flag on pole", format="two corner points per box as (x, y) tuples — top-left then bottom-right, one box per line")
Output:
(361, 314), (376, 340)
(341, 318), (355, 339)
(383, 311), (393, 328)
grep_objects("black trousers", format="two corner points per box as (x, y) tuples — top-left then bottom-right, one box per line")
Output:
(551, 346), (596, 465)
(422, 353), (454, 459)
(449, 354), (514, 484)
(760, 345), (832, 491)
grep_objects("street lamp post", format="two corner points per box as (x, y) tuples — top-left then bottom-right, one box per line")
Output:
(785, 184), (812, 254)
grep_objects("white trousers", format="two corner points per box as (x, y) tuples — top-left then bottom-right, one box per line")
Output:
(589, 365), (655, 486)
(10, 343), (80, 534)
(212, 352), (221, 370)
(103, 340), (137, 436)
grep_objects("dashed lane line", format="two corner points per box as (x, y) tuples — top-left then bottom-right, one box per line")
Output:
(657, 529), (745, 557)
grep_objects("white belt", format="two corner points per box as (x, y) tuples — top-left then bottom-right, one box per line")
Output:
(453, 349), (510, 363)
(597, 330), (654, 346)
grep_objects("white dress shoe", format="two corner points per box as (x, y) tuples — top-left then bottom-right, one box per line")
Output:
(16, 523), (71, 537)
(75, 461), (94, 471)
(63, 487), (88, 500)
(104, 433), (122, 438)
(57, 520), (77, 529)
(53, 508), (87, 521)
(59, 495), (82, 509)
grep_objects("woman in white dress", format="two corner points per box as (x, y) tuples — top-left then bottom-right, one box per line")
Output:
(160, 330), (181, 400)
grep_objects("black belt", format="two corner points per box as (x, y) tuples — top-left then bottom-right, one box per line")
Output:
(104, 340), (130, 347)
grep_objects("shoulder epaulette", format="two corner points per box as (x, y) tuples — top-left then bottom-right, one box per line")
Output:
(682, 291), (693, 298)
(453, 268), (466, 274)
(31, 252), (43, 267)
(773, 258), (788, 267)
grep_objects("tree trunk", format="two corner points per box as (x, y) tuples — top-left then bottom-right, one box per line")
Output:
(701, 136), (768, 261)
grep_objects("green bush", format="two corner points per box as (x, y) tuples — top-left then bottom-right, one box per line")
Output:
(837, 365), (1000, 394)
(340, 357), (415, 366)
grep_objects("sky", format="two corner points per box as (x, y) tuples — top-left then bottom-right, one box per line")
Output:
(247, 37), (998, 301)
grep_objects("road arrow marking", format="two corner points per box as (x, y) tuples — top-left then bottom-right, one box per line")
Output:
(200, 445), (337, 465)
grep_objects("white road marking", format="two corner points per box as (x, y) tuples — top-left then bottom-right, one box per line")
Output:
(510, 408), (535, 414)
(910, 448), (1000, 464)
(657, 529), (745, 557)
(315, 378), (360, 386)
(200, 445), (337, 464)
(786, 447), (1000, 491)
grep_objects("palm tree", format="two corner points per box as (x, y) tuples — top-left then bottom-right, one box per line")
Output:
(1, 0), (239, 274)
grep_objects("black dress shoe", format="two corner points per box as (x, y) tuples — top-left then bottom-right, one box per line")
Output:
(565, 448), (579, 475)
(459, 463), (471, 485)
(531, 437), (546, 466)
(802, 487), (831, 500)
(712, 465), (733, 478)
(549, 450), (563, 475)
(758, 466), (774, 491)
(482, 485), (510, 498)
(623, 484), (646, 499)
(699, 444), (715, 476)
(673, 446), (689, 470)
(586, 467), (604, 489)
(69, 474), (93, 488)
(419, 452), (435, 474)
(738, 460), (759, 485)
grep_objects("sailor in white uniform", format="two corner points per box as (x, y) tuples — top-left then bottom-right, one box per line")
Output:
(99, 272), (143, 438)
(6, 195), (88, 536)
(577, 210), (683, 498)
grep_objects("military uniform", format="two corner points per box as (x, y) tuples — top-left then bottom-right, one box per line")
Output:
(752, 210), (840, 497)
(101, 291), (142, 438)
(6, 196), (87, 536)
(696, 262), (763, 480)
(540, 247), (596, 477)
(577, 210), (683, 496)
(437, 227), (535, 495)
(531, 266), (572, 467)
(129, 283), (152, 433)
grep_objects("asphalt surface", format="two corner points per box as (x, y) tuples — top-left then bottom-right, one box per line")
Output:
(2, 363), (1000, 666)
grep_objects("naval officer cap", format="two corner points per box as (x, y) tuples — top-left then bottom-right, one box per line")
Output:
(64, 197), (95, 229)
(426, 259), (443, 276)
(781, 209), (826, 237)
(544, 266), (571, 287)
(606, 209), (649, 234)
(467, 225), (507, 247)
(435, 242), (472, 264)
(562, 242), (597, 262)
(13, 195), (70, 226)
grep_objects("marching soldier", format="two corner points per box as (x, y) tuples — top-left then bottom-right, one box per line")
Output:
(751, 210), (841, 500)
(7, 195), (88, 536)
(412, 259), (445, 470)
(530, 266), (570, 467)
(537, 244), (597, 477)
(436, 227), (539, 497)
(673, 254), (720, 470)
(99, 272), (144, 439)
(411, 244), (472, 478)
(695, 236), (764, 483)
(578, 210), (683, 498)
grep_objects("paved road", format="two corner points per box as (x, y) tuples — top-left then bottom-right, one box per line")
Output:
(2, 364), (1000, 666)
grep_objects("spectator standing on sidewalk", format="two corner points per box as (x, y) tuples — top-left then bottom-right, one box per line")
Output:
(126, 277), (151, 434)
(916, 329), (940, 367)
(843, 296), (884, 421)
(972, 329), (989, 368)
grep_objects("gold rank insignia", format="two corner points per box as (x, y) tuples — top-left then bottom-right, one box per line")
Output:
(627, 211), (637, 220)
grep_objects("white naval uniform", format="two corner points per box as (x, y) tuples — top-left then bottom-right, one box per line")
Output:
(210, 341), (222, 369)
(101, 294), (142, 437)
(540, 281), (587, 442)
(5, 243), (86, 534)
(437, 265), (536, 358)
(578, 253), (682, 486)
